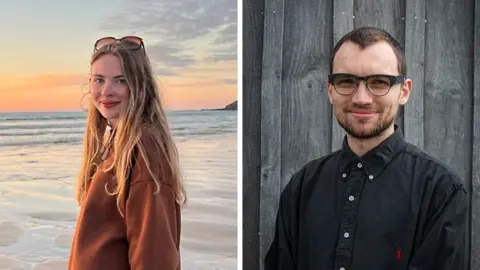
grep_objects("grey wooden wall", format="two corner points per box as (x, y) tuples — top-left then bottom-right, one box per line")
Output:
(243, 0), (480, 269)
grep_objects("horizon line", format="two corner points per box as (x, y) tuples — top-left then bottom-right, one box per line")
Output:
(0, 108), (232, 113)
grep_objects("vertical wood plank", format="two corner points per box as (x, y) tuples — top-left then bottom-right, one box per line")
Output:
(242, 0), (265, 268)
(423, 0), (473, 194)
(403, 0), (425, 149)
(331, 0), (354, 151)
(258, 0), (284, 268)
(470, 0), (480, 268)
(280, 0), (333, 187)
(424, 0), (474, 268)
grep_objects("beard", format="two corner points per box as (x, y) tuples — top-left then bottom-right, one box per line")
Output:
(334, 103), (398, 139)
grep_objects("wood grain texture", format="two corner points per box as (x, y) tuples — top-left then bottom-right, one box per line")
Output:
(424, 1), (474, 268)
(280, 0), (333, 186)
(403, 0), (425, 148)
(331, 0), (354, 151)
(258, 0), (285, 267)
(424, 0), (473, 183)
(470, 0), (480, 268)
(242, 0), (264, 268)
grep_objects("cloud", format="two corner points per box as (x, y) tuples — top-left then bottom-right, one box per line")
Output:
(212, 23), (237, 45)
(204, 53), (236, 62)
(165, 78), (236, 88)
(216, 43), (237, 53)
(223, 79), (237, 84)
(98, 0), (237, 73)
(155, 67), (179, 77)
(206, 23), (237, 63)
(0, 73), (88, 93)
(146, 43), (196, 68)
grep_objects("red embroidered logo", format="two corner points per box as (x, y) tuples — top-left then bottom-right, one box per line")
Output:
(396, 249), (403, 261)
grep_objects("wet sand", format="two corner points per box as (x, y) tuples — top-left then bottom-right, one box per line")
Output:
(0, 135), (237, 269)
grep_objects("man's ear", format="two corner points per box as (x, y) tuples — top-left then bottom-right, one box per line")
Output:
(327, 82), (333, 104)
(399, 78), (412, 105)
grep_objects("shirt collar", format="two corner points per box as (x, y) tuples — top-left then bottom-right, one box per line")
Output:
(338, 124), (407, 182)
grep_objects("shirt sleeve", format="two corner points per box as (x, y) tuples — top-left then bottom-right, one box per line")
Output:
(408, 182), (468, 270)
(264, 167), (306, 270)
(264, 188), (296, 270)
(125, 180), (180, 270)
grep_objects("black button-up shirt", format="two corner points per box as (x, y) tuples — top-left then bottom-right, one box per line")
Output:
(265, 126), (468, 270)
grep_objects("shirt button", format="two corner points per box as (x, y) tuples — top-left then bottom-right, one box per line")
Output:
(344, 232), (349, 238)
(357, 163), (362, 168)
(342, 173), (347, 178)
(369, 175), (374, 180)
(349, 196), (354, 201)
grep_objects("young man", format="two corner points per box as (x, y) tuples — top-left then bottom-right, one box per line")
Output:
(264, 27), (468, 270)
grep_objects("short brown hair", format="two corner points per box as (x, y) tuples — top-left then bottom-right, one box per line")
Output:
(329, 27), (406, 75)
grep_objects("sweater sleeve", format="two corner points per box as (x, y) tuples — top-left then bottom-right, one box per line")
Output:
(125, 180), (180, 269)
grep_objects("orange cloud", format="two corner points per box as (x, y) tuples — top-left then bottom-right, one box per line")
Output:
(0, 85), (84, 112)
(0, 63), (237, 112)
(168, 60), (236, 80)
(162, 79), (234, 88)
(163, 84), (236, 110)
(0, 78), (236, 112)
(0, 73), (88, 94)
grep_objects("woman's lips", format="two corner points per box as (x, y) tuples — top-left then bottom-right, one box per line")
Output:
(102, 102), (120, 108)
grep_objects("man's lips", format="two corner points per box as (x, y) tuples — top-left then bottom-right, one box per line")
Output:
(347, 110), (377, 118)
(350, 110), (375, 114)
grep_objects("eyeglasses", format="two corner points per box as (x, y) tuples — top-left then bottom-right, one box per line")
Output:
(328, 73), (406, 96)
(94, 36), (144, 51)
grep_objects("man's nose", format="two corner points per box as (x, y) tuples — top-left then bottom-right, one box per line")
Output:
(352, 81), (373, 104)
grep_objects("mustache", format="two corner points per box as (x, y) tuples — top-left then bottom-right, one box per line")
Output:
(344, 104), (380, 113)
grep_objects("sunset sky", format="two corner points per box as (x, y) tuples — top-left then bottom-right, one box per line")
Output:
(0, 0), (237, 112)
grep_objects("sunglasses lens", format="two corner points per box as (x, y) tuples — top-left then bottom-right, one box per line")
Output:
(95, 37), (116, 50)
(121, 36), (142, 49)
(94, 36), (143, 51)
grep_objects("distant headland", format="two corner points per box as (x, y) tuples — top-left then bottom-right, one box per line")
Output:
(202, 100), (237, 111)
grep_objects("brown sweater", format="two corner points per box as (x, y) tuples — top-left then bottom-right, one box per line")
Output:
(68, 141), (181, 270)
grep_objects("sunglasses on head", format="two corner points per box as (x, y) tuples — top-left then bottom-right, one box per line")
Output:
(94, 36), (144, 51)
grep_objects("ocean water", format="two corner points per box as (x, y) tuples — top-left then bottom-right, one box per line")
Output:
(0, 110), (237, 148)
(0, 110), (238, 269)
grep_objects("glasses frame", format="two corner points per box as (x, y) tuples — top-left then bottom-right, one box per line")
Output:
(93, 36), (145, 52)
(328, 73), (406, 96)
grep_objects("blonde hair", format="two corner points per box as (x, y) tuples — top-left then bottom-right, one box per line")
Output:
(75, 40), (186, 216)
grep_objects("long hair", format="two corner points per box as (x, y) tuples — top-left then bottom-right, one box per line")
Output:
(75, 40), (186, 216)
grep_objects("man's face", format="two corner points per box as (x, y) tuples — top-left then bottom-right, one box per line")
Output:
(328, 41), (412, 139)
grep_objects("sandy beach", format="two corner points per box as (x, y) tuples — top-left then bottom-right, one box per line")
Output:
(0, 131), (237, 269)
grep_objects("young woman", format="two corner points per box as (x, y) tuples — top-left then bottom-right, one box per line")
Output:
(68, 36), (186, 270)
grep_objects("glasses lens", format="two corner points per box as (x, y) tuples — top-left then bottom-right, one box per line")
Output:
(121, 36), (143, 49)
(332, 74), (357, 95)
(366, 75), (391, 95)
(95, 37), (116, 50)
